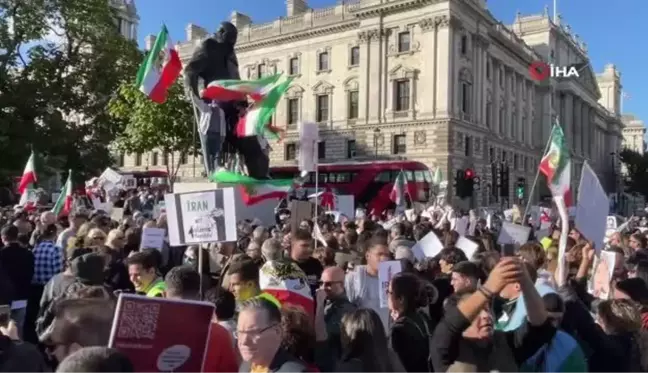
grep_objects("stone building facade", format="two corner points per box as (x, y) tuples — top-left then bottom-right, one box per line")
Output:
(621, 114), (646, 155)
(120, 0), (626, 207)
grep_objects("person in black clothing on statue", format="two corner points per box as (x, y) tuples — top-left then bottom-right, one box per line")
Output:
(431, 257), (556, 371)
(183, 21), (270, 178)
(0, 225), (34, 338)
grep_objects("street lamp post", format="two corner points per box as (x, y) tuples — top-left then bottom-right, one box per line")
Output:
(373, 127), (381, 159)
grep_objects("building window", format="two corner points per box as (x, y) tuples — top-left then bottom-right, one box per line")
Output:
(464, 136), (472, 157)
(393, 134), (406, 154)
(289, 57), (299, 75)
(521, 115), (527, 143)
(349, 46), (360, 66)
(460, 34), (468, 55)
(316, 95), (329, 122)
(317, 141), (326, 160)
(162, 152), (168, 166)
(347, 139), (356, 158)
(257, 63), (265, 78)
(317, 52), (329, 71)
(499, 106), (505, 134)
(180, 152), (188, 164)
(347, 90), (359, 119)
(502, 150), (508, 163)
(513, 154), (519, 169)
(285, 143), (297, 160)
(460, 82), (471, 115)
(287, 98), (299, 125)
(486, 59), (491, 79)
(397, 31), (410, 52)
(511, 108), (517, 139)
(151, 152), (158, 166)
(486, 101), (492, 128)
(117, 153), (125, 167)
(499, 68), (504, 87)
(395, 80), (410, 112)
(489, 147), (494, 163)
(134, 153), (142, 166)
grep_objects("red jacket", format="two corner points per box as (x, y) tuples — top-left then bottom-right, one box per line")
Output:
(202, 322), (239, 372)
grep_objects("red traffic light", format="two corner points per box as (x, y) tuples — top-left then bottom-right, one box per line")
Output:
(464, 168), (474, 179)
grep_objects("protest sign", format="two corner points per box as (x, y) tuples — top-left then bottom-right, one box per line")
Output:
(111, 208), (124, 222)
(456, 236), (479, 259)
(290, 200), (314, 233)
(497, 222), (531, 246)
(164, 188), (237, 246)
(411, 231), (444, 261)
(589, 251), (617, 300)
(141, 228), (166, 250)
(378, 260), (402, 308)
(108, 293), (214, 372)
(575, 162), (609, 254)
(100, 168), (123, 185)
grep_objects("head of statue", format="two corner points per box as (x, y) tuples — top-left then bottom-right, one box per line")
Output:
(216, 21), (238, 46)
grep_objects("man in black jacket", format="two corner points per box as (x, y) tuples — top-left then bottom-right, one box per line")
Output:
(0, 225), (34, 338)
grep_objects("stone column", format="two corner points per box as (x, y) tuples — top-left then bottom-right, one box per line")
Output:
(367, 29), (382, 122)
(563, 94), (574, 150)
(417, 17), (436, 117)
(357, 30), (371, 124)
(434, 15), (451, 117)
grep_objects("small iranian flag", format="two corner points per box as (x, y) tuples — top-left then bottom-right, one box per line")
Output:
(201, 74), (282, 102)
(135, 25), (182, 104)
(52, 170), (73, 217)
(390, 170), (407, 206)
(209, 170), (294, 205)
(539, 124), (572, 206)
(18, 151), (37, 195)
(236, 75), (293, 139)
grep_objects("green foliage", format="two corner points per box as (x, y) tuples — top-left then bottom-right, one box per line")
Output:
(108, 81), (195, 183)
(619, 148), (648, 199)
(0, 0), (142, 184)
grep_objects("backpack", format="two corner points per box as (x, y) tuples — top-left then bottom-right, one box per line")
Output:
(35, 281), (91, 339)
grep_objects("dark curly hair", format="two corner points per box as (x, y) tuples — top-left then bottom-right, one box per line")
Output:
(280, 305), (315, 364)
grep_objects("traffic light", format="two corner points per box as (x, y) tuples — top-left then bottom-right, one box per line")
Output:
(499, 162), (510, 198)
(516, 178), (526, 200)
(455, 168), (476, 198)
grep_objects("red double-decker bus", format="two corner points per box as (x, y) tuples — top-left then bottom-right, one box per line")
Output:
(118, 170), (169, 190)
(269, 160), (433, 215)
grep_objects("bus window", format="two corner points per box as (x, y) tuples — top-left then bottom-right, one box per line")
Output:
(318, 173), (329, 183)
(414, 171), (425, 182)
(374, 171), (391, 182)
(393, 171), (413, 181)
(331, 172), (352, 183)
(423, 170), (433, 183)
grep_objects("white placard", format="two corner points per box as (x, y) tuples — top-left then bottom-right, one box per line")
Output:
(411, 231), (444, 261)
(121, 176), (136, 189)
(141, 227), (166, 250)
(100, 168), (123, 185)
(606, 216), (618, 230)
(454, 216), (469, 236)
(588, 250), (617, 300)
(335, 195), (355, 220)
(456, 236), (479, 259)
(164, 188), (237, 246)
(298, 122), (318, 173)
(575, 162), (609, 253)
(497, 222), (531, 246)
(378, 260), (402, 308)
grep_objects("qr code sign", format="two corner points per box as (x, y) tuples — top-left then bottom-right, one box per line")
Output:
(116, 300), (161, 340)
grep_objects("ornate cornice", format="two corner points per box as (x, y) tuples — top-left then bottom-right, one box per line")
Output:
(353, 0), (441, 19)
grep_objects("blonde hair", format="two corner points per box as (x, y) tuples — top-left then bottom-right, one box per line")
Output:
(68, 222), (99, 250)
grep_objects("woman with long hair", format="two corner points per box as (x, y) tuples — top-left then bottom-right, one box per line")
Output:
(337, 308), (404, 372)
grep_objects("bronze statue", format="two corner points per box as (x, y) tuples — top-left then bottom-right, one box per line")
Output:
(184, 21), (270, 179)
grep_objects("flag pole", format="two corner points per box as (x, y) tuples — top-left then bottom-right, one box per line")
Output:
(522, 132), (553, 220)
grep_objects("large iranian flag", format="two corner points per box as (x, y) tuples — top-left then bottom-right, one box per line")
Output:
(201, 74), (282, 102)
(236, 75), (293, 139)
(135, 25), (182, 104)
(209, 170), (294, 205)
(52, 170), (73, 217)
(17, 152), (37, 195)
(390, 170), (407, 206)
(539, 124), (572, 206)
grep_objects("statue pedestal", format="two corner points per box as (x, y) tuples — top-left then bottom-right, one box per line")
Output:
(173, 181), (277, 226)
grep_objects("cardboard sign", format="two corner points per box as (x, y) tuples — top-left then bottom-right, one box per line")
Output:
(575, 162), (609, 253)
(411, 231), (444, 261)
(378, 260), (402, 308)
(588, 251), (617, 300)
(606, 216), (618, 230)
(141, 228), (166, 250)
(100, 168), (123, 185)
(164, 188), (237, 246)
(290, 200), (314, 233)
(111, 208), (124, 222)
(108, 294), (214, 372)
(497, 222), (531, 246)
(456, 236), (479, 259)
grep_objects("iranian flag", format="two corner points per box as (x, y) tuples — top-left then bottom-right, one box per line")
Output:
(52, 170), (73, 217)
(236, 75), (293, 139)
(201, 74), (282, 102)
(390, 170), (407, 206)
(209, 170), (294, 205)
(539, 124), (572, 206)
(259, 261), (314, 321)
(17, 151), (37, 195)
(135, 25), (182, 104)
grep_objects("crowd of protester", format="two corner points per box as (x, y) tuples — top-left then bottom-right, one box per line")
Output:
(1, 187), (648, 372)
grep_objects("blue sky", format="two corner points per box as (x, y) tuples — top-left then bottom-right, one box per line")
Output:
(136, 0), (645, 124)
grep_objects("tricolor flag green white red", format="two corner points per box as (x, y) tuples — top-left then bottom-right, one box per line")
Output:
(52, 170), (73, 217)
(236, 75), (293, 139)
(390, 170), (407, 206)
(539, 124), (572, 206)
(135, 25), (182, 104)
(209, 170), (294, 205)
(201, 74), (282, 102)
(259, 261), (314, 320)
(18, 152), (37, 195)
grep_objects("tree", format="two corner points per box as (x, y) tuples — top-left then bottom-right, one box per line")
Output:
(0, 0), (142, 185)
(108, 81), (196, 186)
(619, 148), (648, 199)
